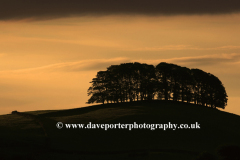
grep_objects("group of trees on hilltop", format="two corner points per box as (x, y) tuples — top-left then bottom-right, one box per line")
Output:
(87, 62), (228, 109)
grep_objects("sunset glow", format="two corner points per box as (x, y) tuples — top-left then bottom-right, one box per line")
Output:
(1, 2), (240, 115)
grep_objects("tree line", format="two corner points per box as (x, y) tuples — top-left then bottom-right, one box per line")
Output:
(87, 62), (228, 109)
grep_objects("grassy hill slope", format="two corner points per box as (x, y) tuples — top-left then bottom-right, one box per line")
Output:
(0, 100), (240, 160)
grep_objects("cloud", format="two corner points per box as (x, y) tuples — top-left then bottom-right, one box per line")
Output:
(131, 45), (193, 51)
(1, 54), (240, 74)
(130, 45), (240, 51)
(1, 0), (240, 20)
(16, 37), (123, 48)
(172, 53), (240, 67)
(133, 53), (240, 66)
(1, 53), (240, 75)
(173, 53), (240, 64)
(54, 57), (130, 72)
(0, 57), (130, 73)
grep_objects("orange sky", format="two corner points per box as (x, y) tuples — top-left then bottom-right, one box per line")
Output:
(0, 15), (240, 115)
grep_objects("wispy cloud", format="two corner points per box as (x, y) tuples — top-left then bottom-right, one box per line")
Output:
(0, 57), (130, 73)
(131, 45), (192, 51)
(130, 45), (240, 51)
(171, 53), (240, 66)
(1, 0), (240, 21)
(133, 53), (240, 66)
(17, 37), (123, 48)
(1, 54), (240, 74)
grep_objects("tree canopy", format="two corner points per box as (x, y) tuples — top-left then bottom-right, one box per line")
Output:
(87, 62), (228, 109)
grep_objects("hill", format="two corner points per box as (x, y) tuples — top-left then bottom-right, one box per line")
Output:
(0, 100), (240, 160)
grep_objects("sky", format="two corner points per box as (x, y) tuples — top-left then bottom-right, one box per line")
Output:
(1, 0), (240, 115)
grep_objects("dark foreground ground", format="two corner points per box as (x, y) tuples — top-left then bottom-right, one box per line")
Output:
(0, 100), (240, 160)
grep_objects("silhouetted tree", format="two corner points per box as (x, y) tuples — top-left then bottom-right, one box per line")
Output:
(137, 63), (156, 101)
(106, 65), (123, 103)
(105, 62), (156, 102)
(87, 62), (228, 109)
(87, 71), (109, 104)
(191, 69), (228, 109)
(191, 69), (209, 106)
(191, 69), (201, 105)
(178, 67), (193, 103)
(155, 62), (172, 101)
(169, 64), (182, 101)
(207, 73), (228, 109)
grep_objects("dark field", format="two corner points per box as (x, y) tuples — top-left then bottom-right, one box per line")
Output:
(0, 100), (240, 160)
